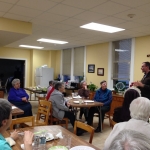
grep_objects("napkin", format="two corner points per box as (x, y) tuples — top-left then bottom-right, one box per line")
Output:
(56, 131), (63, 139)
(21, 143), (34, 149)
(73, 95), (82, 99)
(5, 137), (16, 146)
(12, 106), (17, 109)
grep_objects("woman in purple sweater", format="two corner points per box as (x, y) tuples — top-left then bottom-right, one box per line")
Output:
(8, 79), (32, 117)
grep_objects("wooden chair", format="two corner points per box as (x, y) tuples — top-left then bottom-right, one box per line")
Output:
(110, 118), (117, 129)
(35, 100), (51, 126)
(49, 101), (69, 129)
(105, 94), (124, 127)
(74, 121), (94, 144)
(10, 116), (35, 130)
(38, 97), (47, 120)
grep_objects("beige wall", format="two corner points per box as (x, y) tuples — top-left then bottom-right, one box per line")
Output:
(86, 43), (109, 87)
(1, 35), (150, 88)
(134, 35), (150, 81)
(0, 47), (61, 87)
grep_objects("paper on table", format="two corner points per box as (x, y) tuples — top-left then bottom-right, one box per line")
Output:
(70, 146), (95, 150)
(12, 106), (17, 109)
(73, 95), (82, 99)
(21, 143), (34, 149)
(56, 132), (63, 139)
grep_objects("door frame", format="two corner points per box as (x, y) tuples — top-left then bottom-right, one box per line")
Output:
(0, 57), (27, 87)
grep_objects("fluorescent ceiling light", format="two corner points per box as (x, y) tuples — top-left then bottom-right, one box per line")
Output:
(115, 49), (129, 52)
(37, 38), (68, 44)
(80, 22), (125, 33)
(19, 45), (44, 49)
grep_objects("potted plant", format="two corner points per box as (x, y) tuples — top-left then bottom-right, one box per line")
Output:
(88, 83), (98, 91)
(88, 83), (98, 99)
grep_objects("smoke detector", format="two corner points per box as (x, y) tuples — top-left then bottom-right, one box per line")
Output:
(127, 14), (136, 18)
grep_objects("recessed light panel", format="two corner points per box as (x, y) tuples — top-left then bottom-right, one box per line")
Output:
(80, 22), (125, 33)
(19, 45), (44, 49)
(37, 38), (68, 44)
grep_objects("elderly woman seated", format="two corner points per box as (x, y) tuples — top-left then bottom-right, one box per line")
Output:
(104, 97), (150, 149)
(0, 98), (33, 150)
(108, 130), (150, 150)
(49, 82), (75, 127)
(8, 79), (32, 117)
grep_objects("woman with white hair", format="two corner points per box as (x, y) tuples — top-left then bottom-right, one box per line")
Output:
(0, 99), (33, 149)
(104, 97), (150, 150)
(109, 130), (150, 150)
(8, 79), (32, 117)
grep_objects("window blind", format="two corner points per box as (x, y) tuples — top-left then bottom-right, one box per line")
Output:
(73, 46), (84, 76)
(112, 39), (131, 81)
(62, 49), (71, 75)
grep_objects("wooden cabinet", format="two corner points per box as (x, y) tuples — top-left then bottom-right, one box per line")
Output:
(109, 94), (124, 116)
(0, 91), (4, 98)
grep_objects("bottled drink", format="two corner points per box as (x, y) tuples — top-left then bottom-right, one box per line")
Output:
(33, 136), (40, 150)
(40, 132), (46, 150)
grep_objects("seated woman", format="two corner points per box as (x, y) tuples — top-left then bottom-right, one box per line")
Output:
(104, 97), (150, 149)
(49, 82), (75, 127)
(46, 81), (57, 100)
(113, 87), (141, 123)
(78, 80), (90, 121)
(0, 98), (33, 150)
(8, 79), (32, 117)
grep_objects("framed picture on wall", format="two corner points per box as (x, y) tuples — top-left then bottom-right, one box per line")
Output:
(97, 68), (104, 76)
(88, 64), (95, 73)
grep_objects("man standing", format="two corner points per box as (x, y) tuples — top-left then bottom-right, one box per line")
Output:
(87, 80), (112, 132)
(133, 62), (150, 99)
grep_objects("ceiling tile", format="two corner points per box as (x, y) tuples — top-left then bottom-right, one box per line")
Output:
(62, 0), (107, 9)
(60, 18), (88, 27)
(51, 0), (64, 3)
(0, 11), (5, 16)
(32, 24), (47, 32)
(4, 13), (32, 22)
(48, 23), (75, 31)
(0, 0), (18, 4)
(31, 18), (55, 26)
(114, 8), (150, 20)
(90, 1), (130, 15)
(67, 28), (87, 34)
(0, 2), (13, 12)
(8, 5), (42, 17)
(137, 3), (150, 13)
(73, 11), (107, 21)
(111, 0), (150, 7)
(115, 29), (144, 37)
(35, 12), (68, 22)
(130, 25), (150, 33)
(60, 30), (84, 37)
(97, 16), (126, 26)
(47, 4), (84, 17)
(33, 28), (63, 35)
(133, 16), (150, 25)
(16, 0), (57, 11)
(116, 21), (143, 29)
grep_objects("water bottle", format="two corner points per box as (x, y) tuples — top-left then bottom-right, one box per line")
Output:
(33, 136), (40, 150)
(40, 132), (46, 150)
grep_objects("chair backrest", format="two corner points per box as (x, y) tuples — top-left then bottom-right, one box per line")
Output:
(10, 116), (35, 130)
(110, 118), (117, 129)
(36, 100), (51, 125)
(109, 95), (124, 116)
(74, 121), (94, 143)
(38, 97), (46, 101)
(89, 92), (95, 100)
